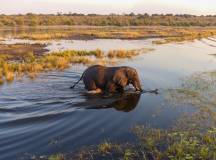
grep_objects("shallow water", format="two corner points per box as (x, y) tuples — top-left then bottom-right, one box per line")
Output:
(0, 38), (216, 159)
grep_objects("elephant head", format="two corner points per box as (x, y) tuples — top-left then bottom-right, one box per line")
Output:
(113, 67), (143, 92)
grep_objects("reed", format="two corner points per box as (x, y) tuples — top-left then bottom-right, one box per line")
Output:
(0, 69), (3, 85)
(108, 49), (140, 58)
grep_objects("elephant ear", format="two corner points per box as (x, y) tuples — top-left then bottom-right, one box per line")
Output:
(125, 68), (136, 79)
(113, 70), (128, 86)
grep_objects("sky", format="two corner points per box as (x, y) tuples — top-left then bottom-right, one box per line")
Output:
(0, 0), (215, 15)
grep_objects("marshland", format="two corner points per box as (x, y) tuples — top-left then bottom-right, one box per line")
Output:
(0, 13), (216, 160)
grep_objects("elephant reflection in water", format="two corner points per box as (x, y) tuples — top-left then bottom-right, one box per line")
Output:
(87, 93), (141, 112)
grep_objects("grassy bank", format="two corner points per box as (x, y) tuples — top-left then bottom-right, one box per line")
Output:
(0, 48), (151, 85)
(1, 26), (215, 45)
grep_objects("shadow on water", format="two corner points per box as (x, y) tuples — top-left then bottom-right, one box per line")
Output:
(83, 92), (141, 112)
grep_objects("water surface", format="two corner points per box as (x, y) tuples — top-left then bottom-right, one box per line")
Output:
(0, 38), (216, 159)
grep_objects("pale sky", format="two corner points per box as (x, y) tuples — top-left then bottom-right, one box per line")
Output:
(0, 0), (215, 15)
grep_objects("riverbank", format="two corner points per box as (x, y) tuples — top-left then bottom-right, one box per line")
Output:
(0, 26), (216, 43)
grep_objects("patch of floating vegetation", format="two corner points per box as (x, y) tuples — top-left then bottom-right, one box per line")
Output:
(166, 71), (216, 109)
(0, 48), (151, 85)
(107, 48), (154, 59)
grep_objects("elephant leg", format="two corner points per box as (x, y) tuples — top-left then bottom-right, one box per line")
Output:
(85, 80), (102, 94)
(106, 82), (117, 93)
(84, 79), (97, 90)
(116, 86), (124, 93)
(87, 88), (102, 94)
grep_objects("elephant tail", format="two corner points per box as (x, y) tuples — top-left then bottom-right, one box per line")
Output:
(70, 71), (85, 89)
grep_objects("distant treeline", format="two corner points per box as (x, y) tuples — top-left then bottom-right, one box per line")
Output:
(1, 13), (216, 27)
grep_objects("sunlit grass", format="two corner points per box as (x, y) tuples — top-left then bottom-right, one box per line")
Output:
(0, 69), (4, 85)
(107, 48), (154, 59)
(0, 50), (97, 84)
(98, 142), (113, 154)
(107, 49), (139, 58)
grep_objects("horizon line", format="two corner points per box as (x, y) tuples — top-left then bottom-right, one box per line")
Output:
(1, 12), (216, 16)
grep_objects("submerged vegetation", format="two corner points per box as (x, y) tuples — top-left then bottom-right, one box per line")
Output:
(0, 47), (149, 85)
(70, 125), (216, 160)
(166, 71), (216, 109)
(41, 111), (216, 160)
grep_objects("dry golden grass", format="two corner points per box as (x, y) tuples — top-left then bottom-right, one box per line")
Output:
(107, 48), (153, 59)
(108, 49), (139, 58)
(1, 62), (17, 82)
(8, 26), (216, 43)
(0, 69), (3, 85)
(19, 33), (69, 40)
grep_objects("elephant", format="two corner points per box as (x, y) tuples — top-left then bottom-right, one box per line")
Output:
(71, 65), (143, 94)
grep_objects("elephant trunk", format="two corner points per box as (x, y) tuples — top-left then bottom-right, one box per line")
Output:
(133, 78), (143, 92)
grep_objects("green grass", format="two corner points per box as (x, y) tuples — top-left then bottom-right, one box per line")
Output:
(71, 126), (216, 160)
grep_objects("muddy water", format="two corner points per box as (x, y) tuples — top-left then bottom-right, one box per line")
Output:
(0, 38), (216, 159)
